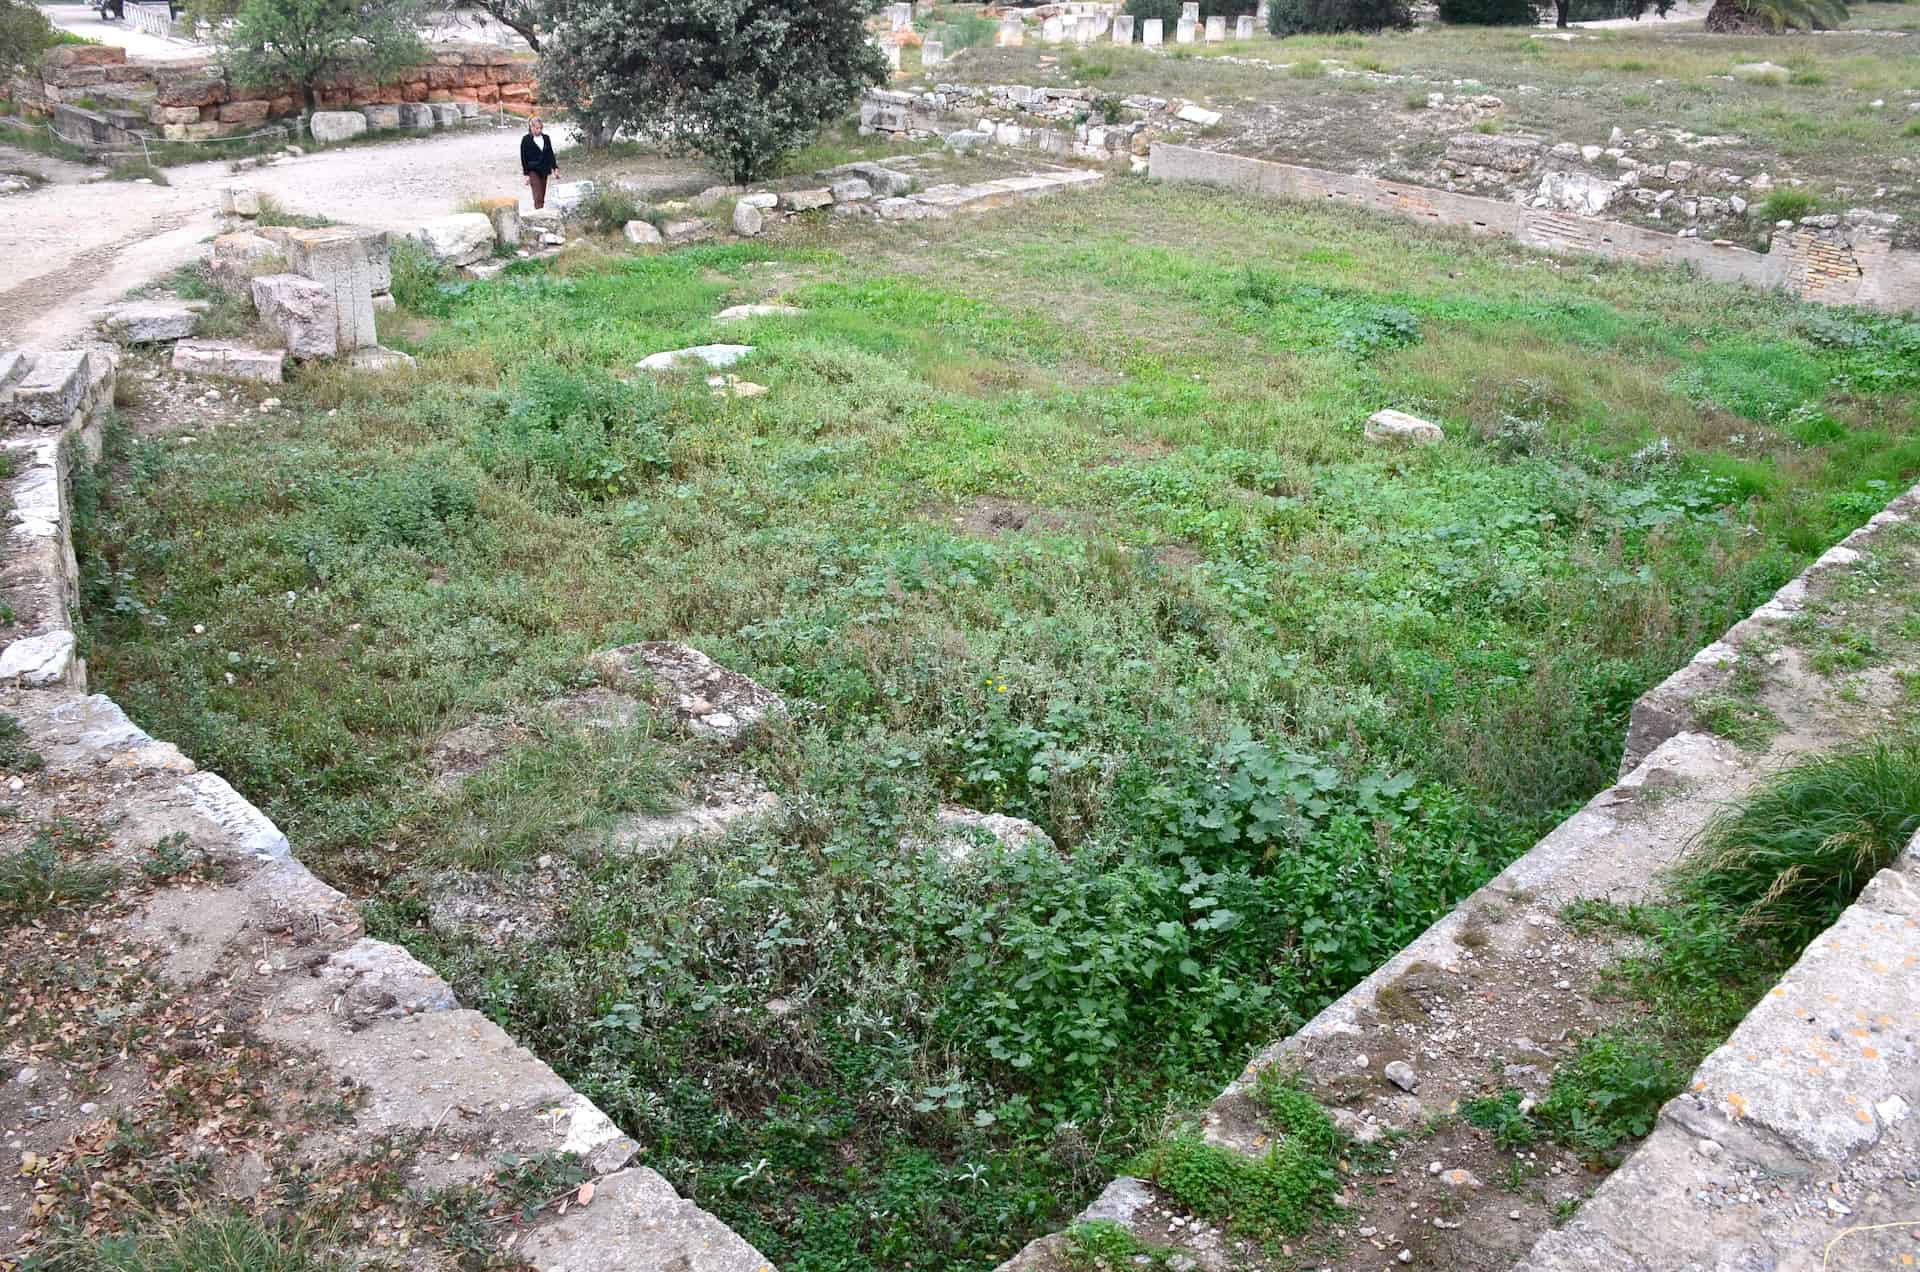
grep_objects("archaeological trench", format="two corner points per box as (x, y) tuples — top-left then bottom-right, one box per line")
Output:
(5, 23), (1920, 1271)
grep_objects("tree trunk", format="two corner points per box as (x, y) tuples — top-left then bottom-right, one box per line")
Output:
(1702, 0), (1765, 30)
(1555, 0), (1568, 26)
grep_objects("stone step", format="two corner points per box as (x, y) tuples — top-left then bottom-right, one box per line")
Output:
(5, 350), (92, 427)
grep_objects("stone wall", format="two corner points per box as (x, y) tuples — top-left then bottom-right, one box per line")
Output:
(1149, 142), (1920, 313)
(11, 42), (538, 146)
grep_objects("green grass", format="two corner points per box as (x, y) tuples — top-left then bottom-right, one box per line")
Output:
(74, 1214), (339, 1272)
(79, 180), (1920, 1269)
(0, 821), (121, 923)
(0, 712), (44, 773)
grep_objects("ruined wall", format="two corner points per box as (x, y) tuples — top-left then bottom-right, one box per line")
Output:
(1149, 142), (1920, 314)
(12, 42), (538, 145)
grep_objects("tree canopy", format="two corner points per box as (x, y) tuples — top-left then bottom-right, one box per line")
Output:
(540, 0), (888, 183)
(217, 0), (426, 108)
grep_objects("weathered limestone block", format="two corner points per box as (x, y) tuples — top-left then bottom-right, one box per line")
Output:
(218, 98), (270, 125)
(546, 180), (597, 217)
(346, 346), (417, 374)
(1176, 16), (1196, 42)
(396, 102), (434, 130)
(210, 233), (280, 292)
(409, 213), (495, 267)
(780, 188), (832, 211)
(250, 274), (339, 360)
(1364, 409), (1445, 445)
(1143, 17), (1163, 44)
(636, 344), (754, 374)
(1444, 131), (1542, 174)
(97, 300), (207, 344)
(362, 103), (401, 130)
(922, 39), (944, 67)
(518, 1165), (773, 1272)
(6, 350), (91, 426)
(731, 202), (763, 237)
(1205, 14), (1226, 39)
(283, 228), (381, 350)
(623, 220), (662, 246)
(308, 109), (367, 143)
(599, 641), (782, 742)
(471, 196), (520, 246)
(1235, 14), (1256, 37)
(829, 177), (872, 203)
(662, 219), (707, 242)
(428, 101), (462, 127)
(0, 631), (75, 686)
(834, 161), (914, 197)
(171, 340), (285, 383)
(219, 184), (259, 217)
(927, 805), (1055, 866)
(318, 939), (459, 1028)
(1114, 14), (1135, 41)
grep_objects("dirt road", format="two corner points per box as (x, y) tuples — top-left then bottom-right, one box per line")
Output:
(0, 125), (703, 348)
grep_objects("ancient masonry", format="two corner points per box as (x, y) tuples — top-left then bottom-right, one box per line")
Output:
(0, 356), (773, 1269)
(998, 481), (1920, 1269)
(6, 41), (537, 151)
(1149, 142), (1920, 314)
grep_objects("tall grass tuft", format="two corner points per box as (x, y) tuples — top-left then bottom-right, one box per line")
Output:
(1677, 743), (1920, 947)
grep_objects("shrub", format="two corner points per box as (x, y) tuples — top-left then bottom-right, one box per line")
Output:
(387, 237), (451, 314)
(1270, 0), (1410, 37)
(1757, 187), (1819, 223)
(471, 364), (676, 499)
(1438, 0), (1538, 22)
(577, 185), (644, 235)
(0, 0), (58, 75)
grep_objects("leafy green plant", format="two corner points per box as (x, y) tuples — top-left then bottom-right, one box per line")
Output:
(1133, 1082), (1339, 1245)
(1462, 1087), (1538, 1148)
(1758, 187), (1819, 223)
(578, 185), (645, 235)
(0, 0), (61, 75)
(1535, 1030), (1681, 1151)
(387, 237), (453, 314)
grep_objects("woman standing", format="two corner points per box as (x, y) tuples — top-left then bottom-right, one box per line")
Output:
(520, 116), (558, 211)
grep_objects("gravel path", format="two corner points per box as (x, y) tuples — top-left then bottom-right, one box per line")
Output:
(0, 125), (705, 348)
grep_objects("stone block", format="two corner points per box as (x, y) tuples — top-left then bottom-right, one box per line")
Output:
(637, 344), (753, 374)
(1235, 14), (1255, 37)
(0, 631), (75, 686)
(922, 39), (943, 67)
(1364, 409), (1444, 445)
(153, 72), (224, 108)
(409, 214), (495, 268)
(1181, 1), (1200, 17)
(829, 177), (873, 203)
(1113, 14), (1134, 41)
(473, 198), (520, 246)
(731, 202), (763, 237)
(309, 109), (368, 143)
(397, 102), (433, 130)
(346, 346), (416, 374)
(211, 231), (283, 289)
(6, 350), (90, 426)
(218, 98), (270, 125)
(150, 104), (201, 126)
(781, 188), (832, 211)
(251, 273), (339, 360)
(97, 300), (207, 344)
(428, 102), (461, 127)
(623, 220), (662, 246)
(1205, 14), (1226, 40)
(738, 192), (778, 210)
(518, 1166), (772, 1272)
(363, 103), (401, 130)
(219, 184), (259, 217)
(998, 15), (1024, 45)
(283, 228), (381, 350)
(1176, 17), (1196, 43)
(663, 219), (707, 242)
(546, 180), (597, 217)
(43, 44), (126, 68)
(836, 162), (914, 198)
(1142, 17), (1163, 45)
(171, 340), (284, 383)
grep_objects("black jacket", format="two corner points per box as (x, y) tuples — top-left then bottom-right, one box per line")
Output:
(520, 133), (556, 176)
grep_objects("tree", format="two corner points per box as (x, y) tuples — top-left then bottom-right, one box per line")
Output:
(1268, 0), (1410, 35)
(540, 0), (888, 183)
(457, 0), (544, 50)
(217, 0), (427, 111)
(0, 0), (60, 75)
(1703, 0), (1844, 30)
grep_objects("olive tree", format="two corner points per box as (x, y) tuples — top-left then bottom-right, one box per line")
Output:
(217, 0), (427, 111)
(540, 0), (888, 183)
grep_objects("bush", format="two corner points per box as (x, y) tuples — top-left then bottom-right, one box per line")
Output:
(0, 0), (58, 74)
(577, 185), (644, 235)
(1438, 0), (1538, 23)
(471, 364), (677, 499)
(1269, 0), (1410, 36)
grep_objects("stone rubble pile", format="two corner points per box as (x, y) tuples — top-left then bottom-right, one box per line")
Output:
(861, 84), (1221, 170)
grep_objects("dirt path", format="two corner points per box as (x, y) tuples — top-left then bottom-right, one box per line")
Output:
(0, 126), (704, 349)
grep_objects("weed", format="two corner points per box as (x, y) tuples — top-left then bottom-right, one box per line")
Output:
(76, 1212), (341, 1272)
(140, 832), (209, 883)
(0, 712), (44, 772)
(1692, 692), (1781, 749)
(1758, 187), (1820, 223)
(1677, 743), (1920, 946)
(1535, 1030), (1679, 1153)
(106, 160), (169, 185)
(1462, 1087), (1538, 1149)
(578, 185), (646, 235)
(254, 195), (334, 228)
(1404, 89), (1430, 110)
(0, 822), (121, 922)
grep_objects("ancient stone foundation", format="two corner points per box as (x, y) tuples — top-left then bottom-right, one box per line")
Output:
(1148, 142), (1920, 313)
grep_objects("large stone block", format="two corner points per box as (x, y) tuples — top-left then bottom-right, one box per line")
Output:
(518, 1166), (772, 1272)
(780, 188), (832, 212)
(42, 44), (126, 68)
(211, 231), (283, 289)
(282, 228), (380, 350)
(6, 351), (91, 426)
(623, 220), (662, 246)
(472, 197), (520, 246)
(546, 180), (597, 217)
(172, 340), (284, 383)
(1364, 409), (1444, 445)
(218, 98), (271, 125)
(396, 102), (434, 130)
(309, 109), (367, 143)
(97, 300), (207, 344)
(362, 103), (401, 130)
(428, 101), (461, 127)
(251, 273), (339, 360)
(219, 184), (259, 217)
(409, 214), (495, 267)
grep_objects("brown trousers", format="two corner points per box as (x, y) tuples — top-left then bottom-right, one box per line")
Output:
(529, 171), (548, 210)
